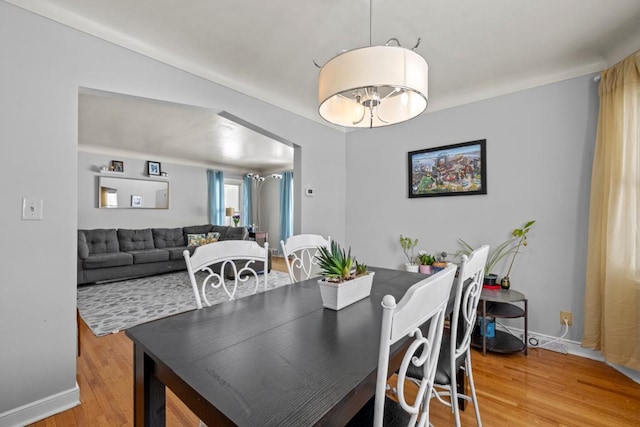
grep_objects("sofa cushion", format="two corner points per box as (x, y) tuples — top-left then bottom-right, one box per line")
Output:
(183, 224), (213, 243)
(78, 231), (89, 258)
(118, 229), (155, 251)
(83, 252), (133, 269)
(210, 225), (229, 240)
(166, 246), (194, 260)
(186, 233), (207, 247)
(127, 249), (170, 264)
(79, 229), (120, 256)
(152, 227), (185, 248)
(225, 226), (249, 241)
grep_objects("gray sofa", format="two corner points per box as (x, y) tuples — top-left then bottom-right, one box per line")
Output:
(77, 225), (268, 285)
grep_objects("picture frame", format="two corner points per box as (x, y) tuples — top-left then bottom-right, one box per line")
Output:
(408, 139), (487, 198)
(147, 161), (161, 176)
(131, 195), (143, 207)
(110, 160), (124, 173)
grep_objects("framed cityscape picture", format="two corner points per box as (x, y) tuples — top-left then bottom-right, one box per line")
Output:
(408, 139), (487, 198)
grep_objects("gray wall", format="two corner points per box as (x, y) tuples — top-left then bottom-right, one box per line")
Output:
(78, 152), (209, 229)
(0, 1), (346, 424)
(346, 74), (598, 342)
(260, 177), (284, 252)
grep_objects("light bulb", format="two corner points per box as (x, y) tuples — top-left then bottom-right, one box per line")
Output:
(401, 91), (408, 106)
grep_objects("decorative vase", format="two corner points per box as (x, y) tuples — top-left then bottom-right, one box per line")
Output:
(431, 261), (447, 273)
(318, 272), (375, 310)
(418, 265), (432, 274)
(405, 263), (419, 273)
(500, 276), (511, 290)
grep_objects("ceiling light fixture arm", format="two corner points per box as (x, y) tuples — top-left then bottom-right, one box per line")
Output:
(384, 37), (421, 50)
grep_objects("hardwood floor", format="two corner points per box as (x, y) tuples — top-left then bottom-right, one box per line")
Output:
(31, 259), (640, 426)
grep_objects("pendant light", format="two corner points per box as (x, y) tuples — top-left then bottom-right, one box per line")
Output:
(317, 1), (428, 128)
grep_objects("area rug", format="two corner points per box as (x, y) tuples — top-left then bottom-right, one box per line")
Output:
(77, 270), (292, 336)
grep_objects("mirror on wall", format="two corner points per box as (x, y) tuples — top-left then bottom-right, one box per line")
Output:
(98, 176), (169, 209)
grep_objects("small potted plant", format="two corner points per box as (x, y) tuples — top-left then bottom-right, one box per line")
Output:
(457, 220), (535, 289)
(499, 220), (535, 289)
(431, 251), (448, 272)
(316, 240), (375, 310)
(232, 214), (240, 227)
(399, 235), (419, 272)
(417, 251), (435, 274)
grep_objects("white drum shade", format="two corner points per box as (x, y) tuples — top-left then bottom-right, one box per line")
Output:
(318, 45), (428, 128)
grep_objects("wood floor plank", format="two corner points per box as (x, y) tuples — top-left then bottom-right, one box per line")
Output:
(28, 261), (640, 426)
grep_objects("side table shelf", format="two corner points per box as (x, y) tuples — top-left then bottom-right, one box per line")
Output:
(249, 231), (268, 247)
(472, 288), (528, 356)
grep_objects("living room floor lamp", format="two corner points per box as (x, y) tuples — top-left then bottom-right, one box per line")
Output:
(316, 0), (428, 128)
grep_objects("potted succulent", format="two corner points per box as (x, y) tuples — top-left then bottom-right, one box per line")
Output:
(399, 235), (419, 272)
(457, 220), (535, 289)
(417, 251), (435, 274)
(316, 240), (375, 310)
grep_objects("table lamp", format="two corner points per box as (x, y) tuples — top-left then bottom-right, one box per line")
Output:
(225, 207), (234, 226)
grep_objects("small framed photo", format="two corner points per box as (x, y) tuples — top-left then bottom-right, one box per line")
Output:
(111, 160), (124, 173)
(131, 195), (143, 207)
(147, 161), (161, 176)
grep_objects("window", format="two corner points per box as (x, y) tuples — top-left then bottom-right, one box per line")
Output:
(224, 180), (242, 214)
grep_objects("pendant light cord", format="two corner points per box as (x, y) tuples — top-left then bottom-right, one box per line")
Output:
(369, 0), (372, 46)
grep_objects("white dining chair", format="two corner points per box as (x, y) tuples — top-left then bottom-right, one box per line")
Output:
(435, 244), (489, 426)
(280, 234), (330, 283)
(183, 240), (269, 309)
(407, 244), (489, 426)
(347, 264), (458, 427)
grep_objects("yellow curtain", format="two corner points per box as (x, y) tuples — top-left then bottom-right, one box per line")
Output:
(583, 51), (640, 371)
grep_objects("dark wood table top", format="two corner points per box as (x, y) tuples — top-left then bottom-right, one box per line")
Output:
(126, 267), (429, 426)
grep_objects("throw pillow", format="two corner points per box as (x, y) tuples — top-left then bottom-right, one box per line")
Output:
(206, 232), (220, 243)
(187, 233), (207, 247)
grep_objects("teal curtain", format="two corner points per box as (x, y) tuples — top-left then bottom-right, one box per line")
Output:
(242, 174), (253, 227)
(207, 170), (225, 225)
(279, 171), (293, 243)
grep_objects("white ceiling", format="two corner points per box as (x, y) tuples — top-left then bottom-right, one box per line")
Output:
(78, 90), (295, 173)
(10, 0), (640, 169)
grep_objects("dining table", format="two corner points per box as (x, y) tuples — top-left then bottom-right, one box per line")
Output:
(125, 266), (449, 426)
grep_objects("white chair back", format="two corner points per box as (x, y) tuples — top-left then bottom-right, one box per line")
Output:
(374, 263), (457, 427)
(451, 245), (489, 364)
(280, 234), (330, 283)
(183, 240), (269, 309)
(434, 244), (489, 427)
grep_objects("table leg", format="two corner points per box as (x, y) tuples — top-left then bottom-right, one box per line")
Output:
(456, 368), (467, 410)
(134, 343), (166, 427)
(482, 299), (487, 356)
(524, 299), (528, 355)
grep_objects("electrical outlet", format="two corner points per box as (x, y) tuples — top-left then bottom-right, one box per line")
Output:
(560, 311), (573, 326)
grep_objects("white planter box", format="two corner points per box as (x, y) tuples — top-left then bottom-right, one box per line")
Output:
(317, 272), (375, 310)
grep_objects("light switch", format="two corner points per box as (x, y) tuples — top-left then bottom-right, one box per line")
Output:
(22, 198), (43, 220)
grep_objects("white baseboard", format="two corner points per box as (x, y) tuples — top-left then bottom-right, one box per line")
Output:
(494, 324), (640, 384)
(0, 383), (80, 427)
